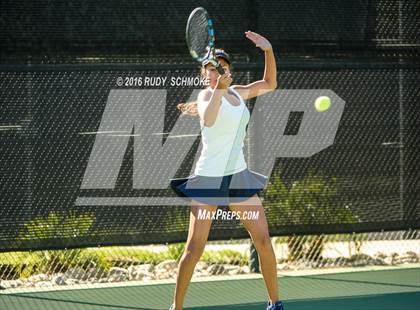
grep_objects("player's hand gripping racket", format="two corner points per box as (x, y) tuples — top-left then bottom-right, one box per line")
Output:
(186, 7), (225, 75)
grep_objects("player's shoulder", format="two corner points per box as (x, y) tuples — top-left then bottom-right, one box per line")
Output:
(230, 85), (249, 100)
(230, 84), (246, 94)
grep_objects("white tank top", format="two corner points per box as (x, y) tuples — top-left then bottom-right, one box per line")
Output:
(194, 86), (250, 176)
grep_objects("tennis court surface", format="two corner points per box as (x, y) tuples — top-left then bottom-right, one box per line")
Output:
(1, 267), (419, 310)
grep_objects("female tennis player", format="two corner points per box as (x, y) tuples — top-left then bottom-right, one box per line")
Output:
(169, 31), (284, 310)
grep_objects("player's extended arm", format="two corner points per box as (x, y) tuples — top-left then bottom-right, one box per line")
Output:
(233, 31), (277, 99)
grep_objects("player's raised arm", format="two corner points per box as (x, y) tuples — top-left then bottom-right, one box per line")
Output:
(233, 31), (277, 99)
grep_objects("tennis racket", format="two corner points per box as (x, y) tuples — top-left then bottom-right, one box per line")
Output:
(186, 7), (225, 75)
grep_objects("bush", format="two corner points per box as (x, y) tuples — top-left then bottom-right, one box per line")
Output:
(263, 168), (360, 261)
(103, 249), (169, 267)
(167, 243), (185, 262)
(201, 250), (248, 266)
(15, 211), (96, 276)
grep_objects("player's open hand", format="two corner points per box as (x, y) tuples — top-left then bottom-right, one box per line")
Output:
(245, 31), (272, 51)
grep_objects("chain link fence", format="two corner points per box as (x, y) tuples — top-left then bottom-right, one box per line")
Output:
(1, 230), (418, 290)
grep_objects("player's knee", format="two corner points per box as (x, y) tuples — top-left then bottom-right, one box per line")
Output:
(184, 241), (205, 262)
(253, 234), (272, 250)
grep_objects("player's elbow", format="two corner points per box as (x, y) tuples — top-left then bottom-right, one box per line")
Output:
(263, 80), (277, 92)
(268, 80), (277, 90)
(204, 119), (215, 127)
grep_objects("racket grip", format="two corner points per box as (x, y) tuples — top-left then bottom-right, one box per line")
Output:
(215, 63), (225, 75)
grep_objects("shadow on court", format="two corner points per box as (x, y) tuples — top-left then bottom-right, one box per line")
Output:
(297, 274), (420, 289)
(0, 292), (156, 310)
(187, 292), (420, 310)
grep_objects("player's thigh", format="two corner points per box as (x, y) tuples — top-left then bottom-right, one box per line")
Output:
(186, 200), (218, 244)
(228, 195), (270, 242)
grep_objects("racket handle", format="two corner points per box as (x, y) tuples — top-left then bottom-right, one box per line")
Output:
(215, 63), (225, 75)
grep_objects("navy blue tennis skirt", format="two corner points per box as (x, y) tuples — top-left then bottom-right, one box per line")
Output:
(169, 168), (269, 206)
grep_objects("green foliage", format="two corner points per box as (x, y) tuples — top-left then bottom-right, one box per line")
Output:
(201, 249), (248, 266)
(127, 251), (168, 265)
(0, 252), (38, 279)
(167, 243), (185, 262)
(2, 245), (252, 281)
(40, 248), (84, 274)
(16, 211), (95, 242)
(101, 248), (169, 266)
(262, 167), (360, 261)
(15, 211), (96, 275)
(6, 210), (249, 279)
(264, 168), (358, 226)
(74, 249), (112, 271)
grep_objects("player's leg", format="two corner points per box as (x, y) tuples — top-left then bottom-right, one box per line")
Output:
(229, 194), (279, 305)
(172, 201), (217, 310)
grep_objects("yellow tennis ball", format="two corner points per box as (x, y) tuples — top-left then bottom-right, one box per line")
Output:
(314, 96), (331, 112)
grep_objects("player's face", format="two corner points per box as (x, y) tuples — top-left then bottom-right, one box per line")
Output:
(203, 58), (231, 88)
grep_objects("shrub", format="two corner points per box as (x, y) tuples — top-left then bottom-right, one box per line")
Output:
(201, 249), (248, 266)
(167, 243), (185, 262)
(104, 249), (168, 266)
(262, 168), (360, 261)
(15, 211), (96, 275)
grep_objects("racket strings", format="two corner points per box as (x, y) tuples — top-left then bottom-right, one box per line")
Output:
(187, 12), (211, 60)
